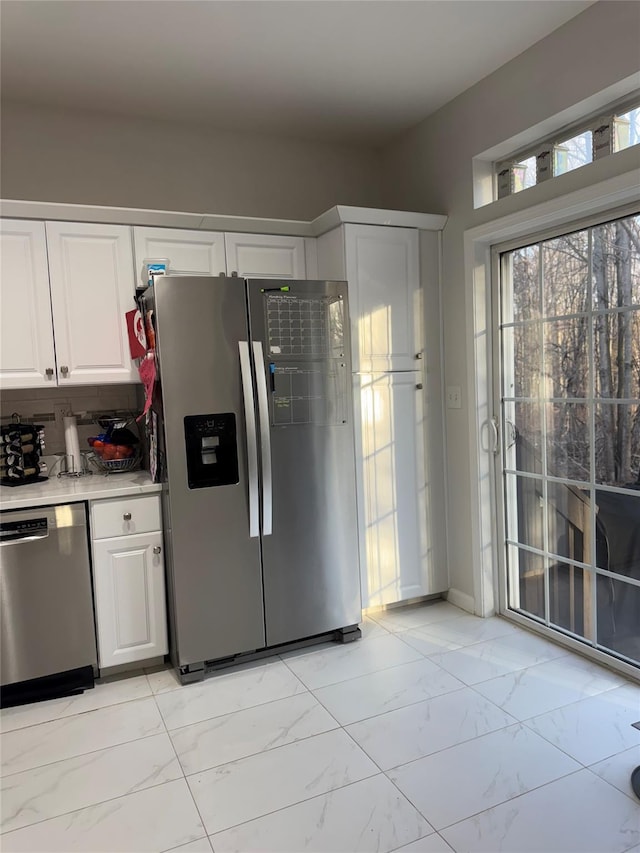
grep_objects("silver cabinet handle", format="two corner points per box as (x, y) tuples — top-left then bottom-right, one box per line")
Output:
(153, 545), (161, 554)
(45, 367), (54, 378)
(60, 366), (69, 376)
(239, 341), (259, 538)
(253, 341), (272, 537)
(415, 352), (423, 360)
(123, 512), (132, 521)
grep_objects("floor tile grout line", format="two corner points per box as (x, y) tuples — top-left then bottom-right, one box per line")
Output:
(162, 683), (315, 736)
(386, 741), (590, 835)
(370, 611), (519, 637)
(432, 766), (625, 836)
(473, 680), (630, 721)
(583, 762), (640, 805)
(0, 770), (187, 837)
(175, 719), (345, 779)
(512, 694), (640, 769)
(381, 719), (530, 776)
(311, 683), (470, 729)
(162, 837), (212, 853)
(460, 652), (629, 690)
(505, 676), (640, 727)
(385, 831), (443, 853)
(403, 636), (558, 663)
(178, 723), (369, 783)
(0, 725), (169, 780)
(395, 624), (525, 649)
(153, 689), (213, 849)
(277, 647), (429, 692)
(199, 770), (384, 841)
(0, 688), (156, 736)
(156, 671), (311, 732)
(429, 642), (636, 689)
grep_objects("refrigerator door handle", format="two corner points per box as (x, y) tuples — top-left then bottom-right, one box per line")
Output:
(239, 341), (260, 538)
(253, 341), (273, 536)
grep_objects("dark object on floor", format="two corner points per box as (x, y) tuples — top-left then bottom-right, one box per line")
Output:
(631, 766), (640, 800)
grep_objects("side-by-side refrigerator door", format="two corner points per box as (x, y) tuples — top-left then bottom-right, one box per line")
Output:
(152, 276), (265, 668)
(247, 279), (361, 646)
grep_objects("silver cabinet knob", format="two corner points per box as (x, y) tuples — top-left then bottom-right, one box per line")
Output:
(153, 545), (162, 554)
(415, 352), (423, 360)
(416, 383), (423, 390)
(123, 512), (132, 521)
(60, 365), (69, 376)
(45, 367), (54, 378)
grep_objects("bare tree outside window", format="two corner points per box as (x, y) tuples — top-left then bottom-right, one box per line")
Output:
(501, 212), (640, 665)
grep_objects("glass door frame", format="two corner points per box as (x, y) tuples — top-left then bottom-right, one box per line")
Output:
(489, 202), (640, 677)
(460, 168), (639, 684)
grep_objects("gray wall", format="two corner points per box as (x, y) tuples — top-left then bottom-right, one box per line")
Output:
(0, 101), (383, 221)
(381, 0), (640, 603)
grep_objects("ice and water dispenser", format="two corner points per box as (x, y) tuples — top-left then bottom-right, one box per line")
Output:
(183, 414), (239, 489)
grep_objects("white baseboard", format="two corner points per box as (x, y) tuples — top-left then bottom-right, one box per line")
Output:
(445, 588), (476, 614)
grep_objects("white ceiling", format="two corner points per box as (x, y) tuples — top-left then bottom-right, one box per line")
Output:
(1, 0), (595, 145)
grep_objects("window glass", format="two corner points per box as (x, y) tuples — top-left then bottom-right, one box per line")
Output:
(554, 131), (592, 176)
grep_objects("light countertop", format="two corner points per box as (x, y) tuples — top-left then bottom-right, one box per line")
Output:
(0, 471), (162, 511)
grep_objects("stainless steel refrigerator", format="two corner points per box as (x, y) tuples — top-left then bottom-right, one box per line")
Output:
(143, 277), (361, 683)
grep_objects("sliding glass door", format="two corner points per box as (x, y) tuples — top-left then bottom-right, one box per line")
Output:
(496, 211), (640, 668)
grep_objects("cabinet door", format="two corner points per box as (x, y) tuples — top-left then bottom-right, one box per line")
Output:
(224, 232), (306, 279)
(0, 220), (57, 389)
(355, 372), (442, 607)
(93, 531), (168, 668)
(345, 224), (420, 373)
(46, 222), (137, 385)
(133, 227), (226, 284)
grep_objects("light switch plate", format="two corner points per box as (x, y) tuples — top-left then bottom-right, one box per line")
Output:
(447, 385), (462, 409)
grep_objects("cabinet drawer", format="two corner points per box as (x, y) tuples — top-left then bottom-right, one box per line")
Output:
(91, 495), (161, 539)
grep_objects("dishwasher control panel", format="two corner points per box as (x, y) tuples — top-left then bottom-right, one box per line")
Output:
(0, 517), (48, 543)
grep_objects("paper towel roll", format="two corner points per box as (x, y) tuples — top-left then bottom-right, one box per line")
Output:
(64, 415), (81, 474)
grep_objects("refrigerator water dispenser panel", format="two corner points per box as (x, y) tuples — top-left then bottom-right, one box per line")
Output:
(184, 414), (239, 489)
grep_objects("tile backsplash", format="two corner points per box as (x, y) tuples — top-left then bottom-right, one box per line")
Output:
(0, 385), (142, 457)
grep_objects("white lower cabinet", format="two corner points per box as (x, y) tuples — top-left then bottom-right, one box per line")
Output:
(90, 496), (168, 669)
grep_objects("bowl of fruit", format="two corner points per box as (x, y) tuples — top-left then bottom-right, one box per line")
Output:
(88, 416), (141, 473)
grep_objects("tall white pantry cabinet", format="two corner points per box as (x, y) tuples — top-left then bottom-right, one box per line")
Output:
(318, 223), (448, 609)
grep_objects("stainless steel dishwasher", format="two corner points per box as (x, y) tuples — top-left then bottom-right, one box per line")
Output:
(0, 503), (97, 706)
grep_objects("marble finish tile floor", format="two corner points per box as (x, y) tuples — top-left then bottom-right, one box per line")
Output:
(1, 601), (638, 852)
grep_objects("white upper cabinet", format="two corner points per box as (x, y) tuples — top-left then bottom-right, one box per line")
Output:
(344, 224), (420, 373)
(46, 222), (138, 385)
(224, 232), (306, 279)
(133, 227), (227, 285)
(0, 220), (57, 389)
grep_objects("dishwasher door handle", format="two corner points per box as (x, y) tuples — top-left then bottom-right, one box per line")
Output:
(0, 531), (49, 546)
